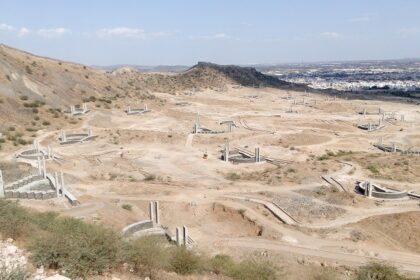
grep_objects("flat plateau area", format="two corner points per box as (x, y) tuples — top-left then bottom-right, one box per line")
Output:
(2, 86), (420, 277)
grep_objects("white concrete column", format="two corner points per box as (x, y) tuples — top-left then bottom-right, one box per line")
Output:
(0, 170), (4, 198)
(224, 141), (229, 163)
(42, 157), (46, 179)
(60, 172), (65, 196)
(176, 227), (181, 246)
(144, 104), (148, 111)
(83, 103), (87, 111)
(127, 106), (131, 114)
(37, 157), (42, 175)
(255, 147), (260, 163)
(154, 201), (160, 225)
(61, 131), (67, 142)
(48, 146), (52, 159)
(392, 143), (397, 153)
(368, 123), (372, 131)
(88, 128), (92, 137)
(363, 108), (366, 116)
(33, 139), (39, 152)
(54, 172), (59, 197)
(182, 226), (188, 247)
(70, 106), (75, 114)
(379, 137), (383, 145)
(368, 182), (373, 198)
(149, 201), (155, 223)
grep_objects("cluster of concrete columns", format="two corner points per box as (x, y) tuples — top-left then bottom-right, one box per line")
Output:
(54, 171), (65, 198)
(364, 182), (373, 198)
(175, 226), (189, 247)
(70, 103), (88, 114)
(149, 201), (160, 225)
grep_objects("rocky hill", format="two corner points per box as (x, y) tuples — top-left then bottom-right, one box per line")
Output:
(0, 44), (300, 137)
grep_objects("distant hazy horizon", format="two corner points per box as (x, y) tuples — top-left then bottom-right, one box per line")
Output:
(1, 0), (419, 66)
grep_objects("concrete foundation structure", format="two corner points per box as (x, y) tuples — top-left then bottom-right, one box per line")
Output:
(16, 140), (59, 161)
(221, 145), (266, 164)
(59, 129), (97, 144)
(1, 160), (78, 204)
(357, 181), (408, 199)
(126, 104), (151, 115)
(192, 113), (226, 134)
(67, 103), (89, 116)
(357, 120), (385, 132)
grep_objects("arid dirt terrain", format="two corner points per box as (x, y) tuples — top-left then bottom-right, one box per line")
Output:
(1, 44), (420, 279)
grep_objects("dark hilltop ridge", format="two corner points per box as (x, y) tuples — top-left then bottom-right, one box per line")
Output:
(189, 62), (300, 89)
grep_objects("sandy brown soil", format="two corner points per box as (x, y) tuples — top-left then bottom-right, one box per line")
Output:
(1, 60), (420, 276)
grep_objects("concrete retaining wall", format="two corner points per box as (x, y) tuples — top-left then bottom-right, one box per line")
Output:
(122, 220), (154, 237)
(357, 181), (407, 199)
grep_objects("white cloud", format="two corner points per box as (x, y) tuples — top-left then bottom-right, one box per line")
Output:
(188, 33), (231, 40)
(0, 23), (15, 31)
(398, 27), (418, 38)
(18, 27), (30, 37)
(36, 27), (71, 38)
(97, 27), (146, 39)
(293, 32), (342, 41)
(320, 32), (342, 39)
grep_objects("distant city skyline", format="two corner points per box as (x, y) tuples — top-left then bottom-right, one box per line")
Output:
(0, 0), (419, 66)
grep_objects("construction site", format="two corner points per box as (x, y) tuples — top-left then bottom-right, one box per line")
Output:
(1, 83), (420, 278)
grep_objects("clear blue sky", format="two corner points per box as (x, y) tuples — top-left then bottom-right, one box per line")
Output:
(0, 0), (419, 65)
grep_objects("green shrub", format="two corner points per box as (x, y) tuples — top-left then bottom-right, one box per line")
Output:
(30, 217), (120, 279)
(0, 265), (28, 280)
(144, 174), (156, 181)
(367, 165), (379, 174)
(121, 204), (132, 211)
(355, 262), (413, 280)
(0, 200), (32, 239)
(210, 254), (235, 275)
(228, 259), (277, 280)
(122, 236), (168, 277)
(226, 172), (241, 181)
(169, 247), (202, 275)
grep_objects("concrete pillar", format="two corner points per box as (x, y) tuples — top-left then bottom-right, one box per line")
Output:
(61, 131), (66, 142)
(48, 146), (52, 159)
(144, 104), (148, 111)
(70, 106), (75, 114)
(228, 122), (232, 133)
(54, 172), (59, 197)
(182, 226), (188, 247)
(363, 108), (366, 116)
(42, 157), (46, 179)
(33, 139), (39, 152)
(368, 182), (373, 198)
(127, 106), (131, 114)
(149, 201), (155, 223)
(368, 123), (372, 131)
(255, 147), (260, 163)
(392, 143), (397, 153)
(401, 114), (405, 122)
(382, 113), (385, 121)
(88, 128), (92, 137)
(379, 119), (382, 127)
(60, 172), (65, 196)
(196, 113), (200, 130)
(379, 137), (383, 145)
(0, 170), (4, 198)
(154, 201), (160, 225)
(224, 141), (230, 163)
(37, 157), (42, 175)
(83, 103), (87, 112)
(176, 227), (181, 246)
